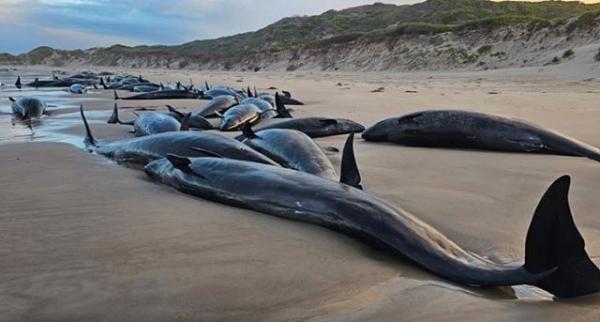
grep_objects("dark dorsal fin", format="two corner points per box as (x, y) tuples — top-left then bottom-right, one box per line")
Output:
(8, 97), (15, 102)
(189, 147), (224, 158)
(180, 113), (191, 131)
(166, 154), (192, 173)
(524, 175), (600, 298)
(107, 103), (120, 124)
(319, 119), (339, 126)
(99, 77), (105, 88)
(80, 105), (98, 148)
(247, 86), (253, 97)
(340, 132), (362, 190)
(109, 103), (134, 126)
(159, 82), (164, 90)
(34, 77), (39, 88)
(241, 122), (258, 139)
(253, 86), (258, 98)
(205, 81), (210, 90)
(113, 89), (120, 100)
(166, 104), (184, 118)
(15, 76), (21, 89)
(275, 92), (292, 118)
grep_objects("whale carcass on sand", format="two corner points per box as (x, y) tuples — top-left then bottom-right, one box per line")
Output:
(240, 124), (340, 182)
(363, 110), (600, 162)
(80, 105), (277, 166)
(8, 96), (47, 119)
(145, 133), (600, 299)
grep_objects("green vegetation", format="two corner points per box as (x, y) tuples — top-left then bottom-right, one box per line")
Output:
(563, 49), (575, 59)
(2, 0), (600, 66)
(477, 45), (493, 55)
(566, 10), (600, 33)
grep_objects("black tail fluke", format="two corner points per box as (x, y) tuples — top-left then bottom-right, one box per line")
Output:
(340, 133), (362, 190)
(80, 105), (98, 148)
(524, 176), (600, 298)
(275, 92), (292, 118)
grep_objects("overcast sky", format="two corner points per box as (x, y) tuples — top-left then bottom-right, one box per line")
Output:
(0, 0), (422, 53)
(0, 0), (596, 54)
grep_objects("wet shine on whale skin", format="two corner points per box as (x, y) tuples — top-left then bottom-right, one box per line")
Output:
(145, 152), (600, 299)
(363, 110), (600, 161)
(242, 127), (338, 180)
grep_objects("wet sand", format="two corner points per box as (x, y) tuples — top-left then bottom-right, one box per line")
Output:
(1, 66), (600, 321)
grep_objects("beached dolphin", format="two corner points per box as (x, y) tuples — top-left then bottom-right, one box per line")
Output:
(81, 105), (277, 166)
(133, 84), (161, 92)
(145, 134), (600, 298)
(197, 95), (238, 118)
(165, 105), (213, 130)
(241, 124), (339, 182)
(33, 78), (97, 88)
(362, 110), (600, 162)
(69, 84), (89, 94)
(114, 89), (201, 100)
(259, 93), (304, 106)
(219, 103), (262, 131)
(203, 87), (245, 100)
(8, 96), (47, 119)
(235, 117), (365, 140)
(107, 104), (189, 136)
(242, 93), (292, 119)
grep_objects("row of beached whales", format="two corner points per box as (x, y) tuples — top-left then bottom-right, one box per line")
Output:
(8, 71), (600, 299)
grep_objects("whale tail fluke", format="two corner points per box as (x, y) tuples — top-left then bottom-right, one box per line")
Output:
(80, 105), (98, 148)
(524, 175), (600, 298)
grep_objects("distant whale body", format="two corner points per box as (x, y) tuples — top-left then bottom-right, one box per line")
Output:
(363, 110), (600, 162)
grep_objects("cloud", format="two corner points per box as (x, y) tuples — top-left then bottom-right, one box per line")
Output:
(10, 0), (587, 54)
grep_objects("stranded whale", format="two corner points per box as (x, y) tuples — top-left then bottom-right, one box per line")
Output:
(363, 110), (600, 162)
(145, 134), (600, 298)
(80, 105), (277, 166)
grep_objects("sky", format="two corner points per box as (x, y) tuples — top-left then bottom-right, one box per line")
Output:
(0, 0), (597, 54)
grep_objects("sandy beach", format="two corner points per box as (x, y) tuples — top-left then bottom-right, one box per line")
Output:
(2, 64), (600, 321)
